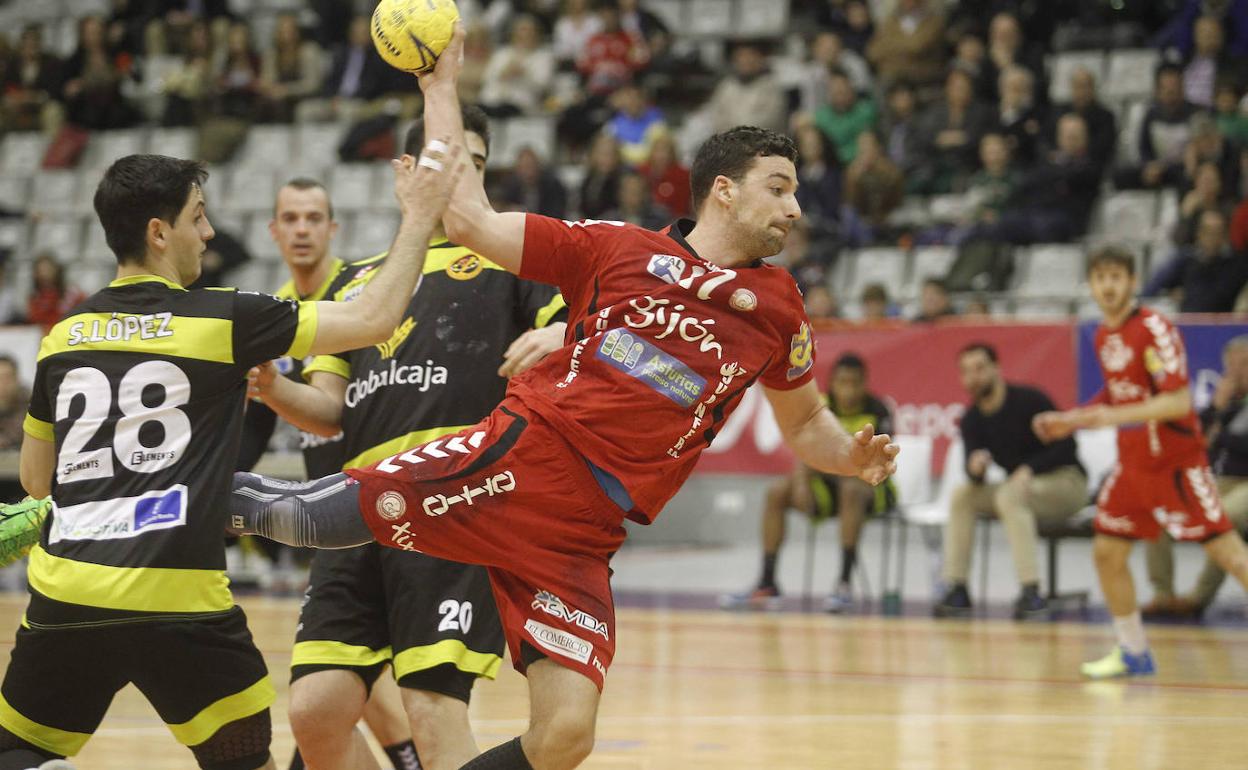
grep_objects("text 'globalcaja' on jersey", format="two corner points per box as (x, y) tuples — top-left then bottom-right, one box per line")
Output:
(1093, 306), (1207, 469)
(508, 216), (816, 523)
(21, 275), (317, 627)
(303, 239), (567, 471)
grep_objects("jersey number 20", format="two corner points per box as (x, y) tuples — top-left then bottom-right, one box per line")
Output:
(55, 361), (192, 483)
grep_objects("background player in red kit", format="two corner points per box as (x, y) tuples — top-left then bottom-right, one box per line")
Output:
(1035, 246), (1248, 679)
(229, 25), (898, 770)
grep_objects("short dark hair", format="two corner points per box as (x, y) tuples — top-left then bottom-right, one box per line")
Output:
(923, 276), (949, 293)
(834, 352), (867, 376)
(860, 282), (888, 302)
(1156, 62), (1183, 84)
(404, 104), (492, 158)
(1086, 245), (1136, 276)
(93, 154), (208, 265)
(276, 177), (333, 220)
(960, 342), (998, 363)
(690, 126), (798, 214)
(0, 353), (15, 372)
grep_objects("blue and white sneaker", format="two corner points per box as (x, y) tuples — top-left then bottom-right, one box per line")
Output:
(1081, 646), (1156, 679)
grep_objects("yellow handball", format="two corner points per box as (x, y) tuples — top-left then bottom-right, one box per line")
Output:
(371, 0), (459, 74)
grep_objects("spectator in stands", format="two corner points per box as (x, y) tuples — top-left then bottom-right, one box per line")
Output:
(916, 68), (993, 194)
(214, 19), (262, 120)
(935, 343), (1088, 619)
(722, 353), (895, 613)
(553, 0), (603, 67)
(604, 172), (668, 230)
(605, 82), (666, 167)
(843, 130), (904, 245)
(1183, 112), (1241, 197)
(259, 13), (325, 123)
(815, 0), (874, 55)
(0, 263), (18, 325)
(618, 0), (668, 50)
(771, 223), (832, 294)
(2, 24), (64, 134)
(579, 131), (624, 219)
(859, 282), (892, 322)
(161, 19), (214, 126)
(880, 80), (924, 190)
(0, 354), (26, 452)
(25, 253), (85, 332)
(1114, 64), (1202, 191)
(800, 30), (873, 114)
(1174, 161), (1230, 245)
(964, 295), (992, 316)
(1214, 81), (1248, 145)
(938, 132), (1018, 245)
(1048, 67), (1117, 176)
(578, 3), (647, 98)
(793, 123), (842, 244)
(1145, 208), (1248, 312)
(702, 42), (786, 134)
(1181, 15), (1244, 108)
(456, 21), (494, 105)
(480, 14), (556, 118)
(62, 15), (139, 129)
(814, 69), (878, 165)
(996, 65), (1046, 168)
(638, 133), (690, 218)
(866, 0), (946, 89)
(913, 276), (955, 322)
(498, 146), (569, 219)
(1143, 335), (1248, 618)
(980, 12), (1047, 105)
(804, 285), (840, 320)
(1157, 0), (1248, 60)
(144, 0), (232, 57)
(970, 113), (1101, 244)
(952, 32), (989, 102)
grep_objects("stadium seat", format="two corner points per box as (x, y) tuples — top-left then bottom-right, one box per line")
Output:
(1095, 191), (1158, 246)
(1012, 296), (1075, 318)
(79, 129), (148, 173)
(737, 0), (790, 37)
(688, 0), (734, 37)
(210, 211), (249, 242)
(226, 261), (280, 293)
(243, 214), (282, 262)
(148, 128), (197, 162)
(906, 246), (957, 297)
(235, 125), (295, 169)
(0, 220), (29, 259)
(1015, 244), (1085, 297)
(646, 0), (686, 31)
(1114, 100), (1149, 167)
(495, 116), (556, 168)
(0, 133), (50, 177)
(28, 215), (85, 259)
(294, 123), (345, 177)
(1104, 49), (1160, 103)
(81, 217), (113, 264)
(0, 177), (29, 214)
(328, 164), (380, 213)
(1047, 50), (1107, 103)
(346, 210), (401, 258)
(224, 167), (278, 213)
(71, 260), (115, 294)
(842, 247), (908, 302)
(31, 170), (88, 215)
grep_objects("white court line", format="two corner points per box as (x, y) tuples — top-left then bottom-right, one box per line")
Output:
(93, 711), (1248, 738)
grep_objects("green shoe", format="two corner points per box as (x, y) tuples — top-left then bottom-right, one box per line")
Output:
(0, 497), (49, 567)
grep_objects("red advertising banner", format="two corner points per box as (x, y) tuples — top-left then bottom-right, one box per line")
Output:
(696, 322), (1079, 475)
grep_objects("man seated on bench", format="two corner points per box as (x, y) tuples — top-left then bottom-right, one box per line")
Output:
(935, 343), (1088, 620)
(1144, 335), (1248, 618)
(722, 353), (895, 613)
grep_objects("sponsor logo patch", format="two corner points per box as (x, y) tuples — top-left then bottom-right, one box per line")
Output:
(524, 619), (592, 664)
(376, 491), (407, 520)
(786, 323), (814, 381)
(729, 288), (757, 312)
(447, 254), (484, 281)
(49, 485), (188, 544)
(532, 590), (610, 640)
(422, 471), (516, 516)
(596, 329), (705, 407)
(1099, 334), (1133, 372)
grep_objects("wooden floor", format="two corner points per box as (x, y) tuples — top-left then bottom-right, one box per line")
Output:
(4, 594), (1248, 769)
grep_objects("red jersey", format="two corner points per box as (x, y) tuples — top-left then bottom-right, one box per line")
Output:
(1093, 306), (1205, 469)
(511, 216), (815, 522)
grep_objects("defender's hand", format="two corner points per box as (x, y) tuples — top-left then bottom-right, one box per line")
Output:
(393, 138), (463, 226)
(499, 323), (566, 378)
(849, 423), (899, 486)
(247, 361), (278, 401)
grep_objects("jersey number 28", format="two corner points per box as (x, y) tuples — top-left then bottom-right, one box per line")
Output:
(55, 361), (192, 483)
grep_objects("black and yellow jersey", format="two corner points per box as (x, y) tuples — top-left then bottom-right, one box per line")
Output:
(303, 239), (566, 470)
(238, 257), (350, 478)
(21, 274), (317, 627)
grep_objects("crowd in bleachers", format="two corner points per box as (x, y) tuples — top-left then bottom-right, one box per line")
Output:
(1, 0), (1248, 328)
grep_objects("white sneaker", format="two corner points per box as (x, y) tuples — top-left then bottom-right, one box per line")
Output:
(39, 761), (77, 770)
(822, 582), (854, 613)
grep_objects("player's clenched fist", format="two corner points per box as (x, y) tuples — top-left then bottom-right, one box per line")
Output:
(392, 136), (463, 226)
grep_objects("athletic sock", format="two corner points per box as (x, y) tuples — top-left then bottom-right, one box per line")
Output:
(288, 749), (305, 770)
(459, 737), (534, 770)
(1112, 611), (1149, 655)
(384, 740), (422, 770)
(839, 546), (858, 585)
(760, 553), (778, 589)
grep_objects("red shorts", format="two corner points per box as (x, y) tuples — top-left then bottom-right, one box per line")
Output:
(1095, 461), (1232, 541)
(346, 397), (627, 690)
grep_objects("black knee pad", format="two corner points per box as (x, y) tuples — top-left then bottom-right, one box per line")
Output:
(191, 710), (272, 770)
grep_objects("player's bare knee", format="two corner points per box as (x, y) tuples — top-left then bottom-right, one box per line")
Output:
(528, 709), (595, 767)
(289, 682), (362, 746)
(1092, 538), (1130, 570)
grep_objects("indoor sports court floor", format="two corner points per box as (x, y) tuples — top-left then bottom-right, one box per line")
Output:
(4, 581), (1247, 769)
